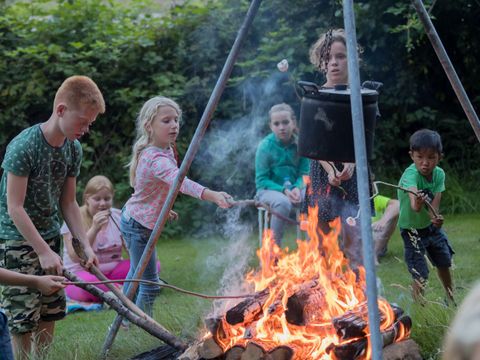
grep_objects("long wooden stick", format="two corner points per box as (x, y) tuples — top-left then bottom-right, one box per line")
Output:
(230, 199), (300, 225)
(373, 181), (440, 218)
(63, 278), (253, 300)
(72, 237), (147, 319)
(63, 270), (186, 351)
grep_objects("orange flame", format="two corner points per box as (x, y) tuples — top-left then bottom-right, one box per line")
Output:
(213, 205), (408, 359)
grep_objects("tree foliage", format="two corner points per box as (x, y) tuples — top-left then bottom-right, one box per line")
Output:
(0, 0), (479, 236)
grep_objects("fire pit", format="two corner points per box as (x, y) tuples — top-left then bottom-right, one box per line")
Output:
(183, 206), (412, 360)
(132, 205), (417, 360)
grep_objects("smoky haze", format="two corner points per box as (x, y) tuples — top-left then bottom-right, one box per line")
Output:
(191, 71), (298, 319)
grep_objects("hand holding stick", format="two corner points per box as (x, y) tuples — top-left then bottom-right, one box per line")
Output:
(72, 237), (147, 319)
(227, 199), (300, 225)
(373, 181), (441, 219)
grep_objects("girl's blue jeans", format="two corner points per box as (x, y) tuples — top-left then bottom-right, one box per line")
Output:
(120, 213), (161, 317)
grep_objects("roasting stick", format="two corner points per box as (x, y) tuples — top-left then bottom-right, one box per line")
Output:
(229, 199), (300, 225)
(373, 180), (441, 219)
(72, 237), (149, 319)
(62, 269), (187, 351)
(62, 278), (254, 300)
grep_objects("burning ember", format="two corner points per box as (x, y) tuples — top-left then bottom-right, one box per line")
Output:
(200, 206), (411, 360)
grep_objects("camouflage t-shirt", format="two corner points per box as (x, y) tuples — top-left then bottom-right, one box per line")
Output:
(0, 124), (82, 240)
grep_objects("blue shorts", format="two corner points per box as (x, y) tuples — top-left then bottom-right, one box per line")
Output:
(400, 225), (454, 281)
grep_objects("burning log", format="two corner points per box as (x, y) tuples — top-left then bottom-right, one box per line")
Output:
(226, 288), (270, 325)
(241, 342), (266, 359)
(205, 317), (226, 339)
(381, 316), (412, 348)
(225, 345), (245, 360)
(198, 337), (224, 359)
(285, 280), (325, 325)
(325, 316), (412, 360)
(332, 302), (405, 340)
(327, 338), (368, 360)
(266, 346), (294, 360)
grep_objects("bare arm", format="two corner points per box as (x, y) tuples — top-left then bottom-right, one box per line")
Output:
(62, 232), (83, 264)
(60, 176), (98, 269)
(6, 173), (63, 274)
(0, 268), (65, 295)
(201, 188), (233, 208)
(372, 199), (400, 231)
(407, 186), (425, 212)
(430, 193), (444, 227)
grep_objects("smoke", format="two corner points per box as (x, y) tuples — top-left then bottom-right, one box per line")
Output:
(190, 71), (295, 318)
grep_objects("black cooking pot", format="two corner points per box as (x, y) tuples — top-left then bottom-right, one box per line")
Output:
(298, 81), (379, 162)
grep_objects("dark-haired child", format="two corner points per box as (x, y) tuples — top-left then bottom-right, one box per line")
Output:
(397, 129), (454, 303)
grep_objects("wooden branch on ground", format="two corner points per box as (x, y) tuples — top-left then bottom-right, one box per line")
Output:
(63, 270), (187, 351)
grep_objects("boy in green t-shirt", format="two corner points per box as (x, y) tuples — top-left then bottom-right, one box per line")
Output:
(397, 129), (454, 303)
(0, 76), (104, 358)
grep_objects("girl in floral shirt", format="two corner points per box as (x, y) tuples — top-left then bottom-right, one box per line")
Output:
(121, 96), (232, 315)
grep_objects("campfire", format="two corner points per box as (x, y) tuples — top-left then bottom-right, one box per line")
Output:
(194, 206), (411, 360)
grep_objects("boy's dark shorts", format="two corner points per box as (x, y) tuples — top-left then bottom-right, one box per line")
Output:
(0, 236), (66, 335)
(400, 225), (454, 281)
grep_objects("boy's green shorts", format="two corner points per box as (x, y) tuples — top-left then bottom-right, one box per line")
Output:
(0, 235), (66, 334)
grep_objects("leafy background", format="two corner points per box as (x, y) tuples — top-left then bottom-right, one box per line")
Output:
(0, 0), (479, 237)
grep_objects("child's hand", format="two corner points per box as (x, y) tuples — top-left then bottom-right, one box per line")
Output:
(214, 191), (233, 208)
(38, 249), (64, 275)
(372, 219), (386, 233)
(285, 187), (302, 204)
(202, 189), (233, 208)
(414, 191), (427, 207)
(91, 209), (110, 232)
(431, 214), (444, 228)
(338, 163), (355, 181)
(327, 172), (341, 186)
(34, 275), (66, 296)
(168, 210), (179, 221)
(82, 245), (99, 269)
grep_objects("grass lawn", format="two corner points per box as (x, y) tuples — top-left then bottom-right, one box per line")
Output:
(43, 213), (479, 360)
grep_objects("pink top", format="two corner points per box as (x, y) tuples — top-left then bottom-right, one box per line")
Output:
(61, 208), (124, 273)
(124, 146), (205, 229)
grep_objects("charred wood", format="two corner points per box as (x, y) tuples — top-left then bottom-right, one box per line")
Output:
(177, 340), (203, 360)
(326, 338), (367, 360)
(226, 289), (270, 325)
(381, 316), (412, 348)
(285, 280), (324, 325)
(130, 344), (180, 360)
(333, 302), (405, 341)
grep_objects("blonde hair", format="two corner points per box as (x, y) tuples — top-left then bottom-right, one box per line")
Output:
(54, 75), (105, 113)
(442, 282), (480, 360)
(79, 175), (114, 229)
(128, 96), (182, 187)
(309, 28), (362, 72)
(268, 103), (296, 123)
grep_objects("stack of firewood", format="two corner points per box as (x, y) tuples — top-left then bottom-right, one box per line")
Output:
(178, 282), (412, 360)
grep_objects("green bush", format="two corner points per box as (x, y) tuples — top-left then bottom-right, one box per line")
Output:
(0, 0), (478, 238)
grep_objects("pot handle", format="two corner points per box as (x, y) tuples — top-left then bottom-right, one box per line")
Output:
(297, 81), (321, 96)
